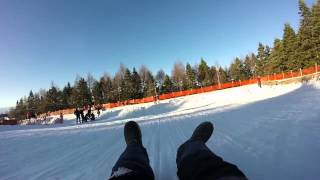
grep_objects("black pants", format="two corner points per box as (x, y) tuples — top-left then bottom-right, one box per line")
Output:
(76, 116), (81, 123)
(177, 140), (246, 180)
(110, 141), (246, 180)
(110, 144), (154, 180)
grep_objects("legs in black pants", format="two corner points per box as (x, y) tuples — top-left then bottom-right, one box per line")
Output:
(176, 140), (246, 180)
(109, 121), (246, 180)
(109, 144), (154, 180)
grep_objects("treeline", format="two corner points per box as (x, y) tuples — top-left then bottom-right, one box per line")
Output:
(9, 0), (320, 119)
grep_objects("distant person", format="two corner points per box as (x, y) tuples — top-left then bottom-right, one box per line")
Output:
(109, 121), (247, 180)
(90, 113), (95, 121)
(88, 106), (92, 116)
(97, 108), (101, 117)
(59, 112), (64, 124)
(74, 108), (81, 124)
(80, 108), (85, 123)
(257, 76), (262, 88)
(26, 112), (31, 120)
(96, 105), (101, 117)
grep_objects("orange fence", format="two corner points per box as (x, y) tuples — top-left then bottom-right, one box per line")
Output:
(49, 64), (320, 116)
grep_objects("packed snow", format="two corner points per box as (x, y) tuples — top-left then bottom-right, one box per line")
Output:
(1, 81), (320, 180)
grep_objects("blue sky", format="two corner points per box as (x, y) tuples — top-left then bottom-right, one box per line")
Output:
(0, 0), (315, 107)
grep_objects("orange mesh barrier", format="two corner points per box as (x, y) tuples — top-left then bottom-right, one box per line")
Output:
(45, 65), (319, 115)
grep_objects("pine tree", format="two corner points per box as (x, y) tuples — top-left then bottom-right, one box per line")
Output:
(27, 91), (35, 111)
(46, 85), (62, 112)
(219, 67), (228, 83)
(162, 75), (174, 93)
(121, 68), (133, 100)
(297, 0), (314, 67)
(62, 82), (73, 109)
(100, 74), (114, 103)
(72, 78), (92, 107)
(33, 93), (42, 114)
(256, 43), (270, 76)
(311, 0), (320, 63)
(139, 65), (155, 97)
(282, 24), (298, 71)
(185, 63), (197, 89)
(197, 58), (211, 86)
(268, 39), (284, 73)
(92, 81), (104, 105)
(131, 68), (142, 99)
(243, 54), (256, 78)
(229, 57), (247, 80)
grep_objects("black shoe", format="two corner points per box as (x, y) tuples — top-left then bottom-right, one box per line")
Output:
(124, 121), (142, 146)
(190, 121), (214, 143)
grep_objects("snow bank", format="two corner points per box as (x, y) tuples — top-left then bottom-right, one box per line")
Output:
(1, 81), (320, 180)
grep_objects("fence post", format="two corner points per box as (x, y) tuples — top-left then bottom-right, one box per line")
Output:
(300, 68), (303, 77)
(239, 80), (241, 86)
(291, 70), (293, 78)
(316, 63), (318, 73)
(282, 71), (285, 79)
(268, 75), (270, 81)
(274, 73), (276, 80)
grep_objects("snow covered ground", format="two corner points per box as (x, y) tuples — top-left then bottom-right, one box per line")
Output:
(1, 81), (320, 180)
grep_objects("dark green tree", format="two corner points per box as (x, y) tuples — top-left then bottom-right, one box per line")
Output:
(45, 85), (62, 112)
(296, 0), (314, 67)
(72, 78), (92, 107)
(197, 58), (211, 86)
(282, 24), (298, 71)
(162, 75), (174, 93)
(62, 82), (73, 108)
(186, 63), (197, 89)
(131, 68), (142, 99)
(100, 74), (114, 103)
(92, 81), (104, 105)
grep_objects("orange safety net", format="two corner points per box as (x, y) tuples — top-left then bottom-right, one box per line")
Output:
(48, 65), (319, 115)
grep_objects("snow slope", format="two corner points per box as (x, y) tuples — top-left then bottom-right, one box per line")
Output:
(1, 82), (320, 180)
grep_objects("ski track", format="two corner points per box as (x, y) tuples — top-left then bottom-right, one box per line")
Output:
(1, 82), (320, 180)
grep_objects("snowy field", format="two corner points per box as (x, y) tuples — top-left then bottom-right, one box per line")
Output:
(1, 81), (320, 180)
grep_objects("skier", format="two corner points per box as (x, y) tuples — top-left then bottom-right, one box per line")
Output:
(90, 113), (95, 121)
(109, 121), (247, 180)
(74, 108), (81, 124)
(97, 108), (101, 117)
(59, 112), (64, 124)
(96, 105), (101, 117)
(80, 108), (85, 123)
(88, 105), (92, 116)
(257, 76), (262, 88)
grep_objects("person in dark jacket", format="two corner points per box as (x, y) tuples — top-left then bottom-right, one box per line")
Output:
(80, 108), (85, 123)
(109, 121), (246, 180)
(74, 108), (81, 124)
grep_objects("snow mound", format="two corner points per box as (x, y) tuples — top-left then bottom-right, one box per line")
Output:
(1, 81), (320, 180)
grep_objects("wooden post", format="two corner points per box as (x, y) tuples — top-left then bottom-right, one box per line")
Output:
(316, 63), (318, 73)
(282, 71), (285, 79)
(268, 75), (270, 81)
(291, 70), (293, 78)
(300, 68), (303, 77)
(274, 73), (276, 80)
(239, 80), (241, 86)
